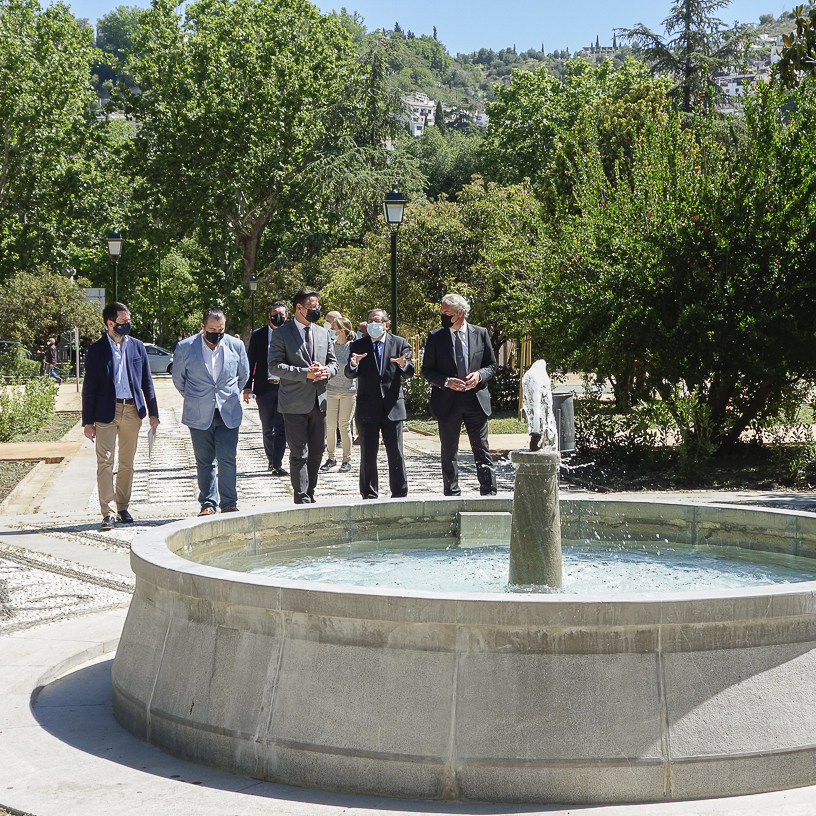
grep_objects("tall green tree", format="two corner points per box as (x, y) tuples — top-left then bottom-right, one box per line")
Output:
(121, 0), (351, 284)
(618, 0), (750, 112)
(0, 0), (101, 277)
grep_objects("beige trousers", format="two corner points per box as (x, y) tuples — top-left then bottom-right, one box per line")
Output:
(326, 392), (355, 463)
(95, 402), (142, 516)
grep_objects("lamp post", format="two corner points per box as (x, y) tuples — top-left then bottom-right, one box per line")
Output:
(382, 188), (406, 336)
(249, 274), (258, 331)
(106, 231), (123, 301)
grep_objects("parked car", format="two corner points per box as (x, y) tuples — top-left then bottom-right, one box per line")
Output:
(144, 343), (173, 375)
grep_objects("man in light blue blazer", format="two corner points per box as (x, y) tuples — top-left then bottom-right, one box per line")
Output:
(269, 288), (338, 503)
(172, 307), (249, 515)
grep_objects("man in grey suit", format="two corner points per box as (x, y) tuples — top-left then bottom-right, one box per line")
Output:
(173, 307), (250, 515)
(269, 289), (338, 503)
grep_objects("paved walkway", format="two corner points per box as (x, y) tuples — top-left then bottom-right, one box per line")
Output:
(3, 379), (816, 815)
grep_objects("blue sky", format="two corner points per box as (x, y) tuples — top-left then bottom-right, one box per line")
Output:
(69, 0), (793, 55)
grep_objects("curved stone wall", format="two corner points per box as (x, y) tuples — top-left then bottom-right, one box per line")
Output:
(112, 498), (816, 803)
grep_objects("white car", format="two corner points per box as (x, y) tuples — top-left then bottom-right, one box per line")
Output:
(144, 343), (173, 375)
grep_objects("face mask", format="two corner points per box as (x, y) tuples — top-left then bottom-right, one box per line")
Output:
(113, 322), (131, 336)
(204, 330), (224, 344)
(441, 313), (455, 329)
(328, 329), (338, 341)
(303, 306), (321, 323)
(367, 321), (385, 339)
(323, 321), (332, 330)
(269, 313), (285, 327)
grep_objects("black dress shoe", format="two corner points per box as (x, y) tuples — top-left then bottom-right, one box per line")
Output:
(270, 466), (289, 477)
(100, 514), (117, 531)
(118, 509), (134, 524)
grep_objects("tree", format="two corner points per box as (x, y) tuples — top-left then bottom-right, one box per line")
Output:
(512, 81), (816, 451)
(0, 271), (101, 346)
(618, 0), (750, 112)
(401, 127), (483, 200)
(0, 0), (101, 277)
(122, 0), (351, 285)
(435, 100), (446, 133)
(94, 5), (142, 92)
(777, 1), (816, 87)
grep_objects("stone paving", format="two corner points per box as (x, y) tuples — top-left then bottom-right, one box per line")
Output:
(0, 395), (516, 634)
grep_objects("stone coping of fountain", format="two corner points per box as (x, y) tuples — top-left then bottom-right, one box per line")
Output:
(112, 496), (816, 804)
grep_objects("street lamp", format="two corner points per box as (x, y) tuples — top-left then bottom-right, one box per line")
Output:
(249, 274), (258, 331)
(382, 188), (406, 336)
(106, 231), (123, 301)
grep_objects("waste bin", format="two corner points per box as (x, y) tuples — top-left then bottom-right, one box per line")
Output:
(552, 391), (575, 453)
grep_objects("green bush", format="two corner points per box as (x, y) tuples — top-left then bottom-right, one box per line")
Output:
(403, 373), (432, 415)
(0, 377), (58, 441)
(487, 366), (521, 412)
(0, 346), (39, 379)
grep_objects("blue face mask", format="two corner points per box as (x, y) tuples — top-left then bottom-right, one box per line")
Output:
(328, 329), (338, 342)
(367, 321), (385, 339)
(113, 321), (131, 336)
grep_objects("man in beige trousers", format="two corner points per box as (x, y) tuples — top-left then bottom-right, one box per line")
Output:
(81, 302), (160, 530)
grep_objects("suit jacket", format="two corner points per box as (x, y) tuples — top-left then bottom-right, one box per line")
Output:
(421, 324), (497, 418)
(81, 334), (159, 426)
(172, 332), (249, 430)
(244, 324), (277, 396)
(344, 333), (415, 423)
(268, 319), (338, 414)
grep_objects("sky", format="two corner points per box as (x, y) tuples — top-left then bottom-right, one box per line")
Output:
(68, 0), (793, 55)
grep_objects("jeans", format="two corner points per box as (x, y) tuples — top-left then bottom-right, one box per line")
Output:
(189, 410), (240, 510)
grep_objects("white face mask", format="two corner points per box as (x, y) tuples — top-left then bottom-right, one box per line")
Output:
(323, 321), (332, 330)
(367, 321), (385, 340)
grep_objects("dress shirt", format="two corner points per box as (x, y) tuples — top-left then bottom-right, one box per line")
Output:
(106, 334), (133, 399)
(267, 326), (280, 382)
(201, 335), (224, 383)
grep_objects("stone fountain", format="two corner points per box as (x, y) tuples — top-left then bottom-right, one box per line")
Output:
(111, 363), (816, 804)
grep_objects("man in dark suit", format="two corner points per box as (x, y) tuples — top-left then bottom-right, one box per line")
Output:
(243, 301), (288, 476)
(345, 308), (414, 499)
(268, 289), (338, 503)
(82, 301), (160, 530)
(421, 293), (497, 496)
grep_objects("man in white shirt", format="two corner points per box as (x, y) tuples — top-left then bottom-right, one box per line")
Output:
(172, 307), (249, 515)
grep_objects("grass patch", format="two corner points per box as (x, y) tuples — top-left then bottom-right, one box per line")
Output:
(9, 411), (80, 443)
(407, 410), (527, 436)
(0, 461), (35, 504)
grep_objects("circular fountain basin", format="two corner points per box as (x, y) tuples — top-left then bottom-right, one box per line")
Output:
(112, 497), (816, 804)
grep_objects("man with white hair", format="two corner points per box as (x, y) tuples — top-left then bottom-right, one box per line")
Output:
(421, 293), (498, 495)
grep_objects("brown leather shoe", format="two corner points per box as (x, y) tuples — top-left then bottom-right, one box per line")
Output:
(198, 507), (216, 516)
(221, 506), (239, 513)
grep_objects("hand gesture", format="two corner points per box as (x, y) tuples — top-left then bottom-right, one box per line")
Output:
(447, 378), (466, 391)
(350, 352), (367, 367)
(307, 361), (329, 381)
(464, 372), (481, 389)
(390, 353), (409, 369)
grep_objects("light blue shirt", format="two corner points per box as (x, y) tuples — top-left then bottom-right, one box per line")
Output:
(450, 321), (469, 374)
(106, 334), (133, 399)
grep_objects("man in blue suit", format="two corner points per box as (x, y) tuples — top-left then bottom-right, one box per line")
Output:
(173, 307), (249, 515)
(82, 302), (160, 531)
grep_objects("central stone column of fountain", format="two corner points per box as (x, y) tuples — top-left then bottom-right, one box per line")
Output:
(508, 360), (563, 587)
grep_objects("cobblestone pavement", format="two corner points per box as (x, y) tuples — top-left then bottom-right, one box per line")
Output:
(0, 403), (516, 633)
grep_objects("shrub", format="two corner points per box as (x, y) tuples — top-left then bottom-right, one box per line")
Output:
(0, 377), (58, 441)
(0, 346), (40, 379)
(403, 373), (432, 415)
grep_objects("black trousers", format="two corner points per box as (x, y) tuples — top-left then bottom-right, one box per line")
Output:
(256, 384), (286, 468)
(358, 418), (408, 499)
(437, 393), (496, 495)
(282, 400), (325, 503)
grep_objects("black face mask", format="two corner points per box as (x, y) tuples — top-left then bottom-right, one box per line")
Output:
(113, 321), (131, 336)
(304, 307), (321, 324)
(204, 330), (224, 344)
(269, 313), (285, 327)
(441, 313), (455, 330)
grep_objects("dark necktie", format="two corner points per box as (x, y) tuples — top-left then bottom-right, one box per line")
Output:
(304, 325), (313, 361)
(455, 330), (467, 380)
(373, 340), (383, 374)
